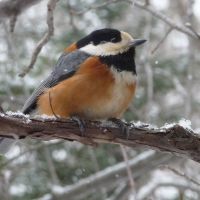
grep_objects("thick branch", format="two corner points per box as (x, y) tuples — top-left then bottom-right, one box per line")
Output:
(0, 113), (200, 162)
(0, 0), (43, 19)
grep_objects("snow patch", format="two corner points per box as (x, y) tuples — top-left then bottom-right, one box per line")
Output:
(161, 119), (193, 131)
(10, 184), (27, 196)
(52, 149), (67, 162)
(178, 119), (192, 131)
(131, 121), (157, 129)
(6, 111), (29, 118)
(51, 185), (66, 195)
(35, 114), (58, 121)
(35, 194), (52, 200)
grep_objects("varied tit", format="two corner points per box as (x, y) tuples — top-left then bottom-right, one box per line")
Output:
(22, 28), (146, 122)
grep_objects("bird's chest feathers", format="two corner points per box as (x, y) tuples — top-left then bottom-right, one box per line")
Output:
(84, 67), (137, 119)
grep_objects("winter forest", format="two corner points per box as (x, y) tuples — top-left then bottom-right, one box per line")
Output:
(1, 0), (200, 199)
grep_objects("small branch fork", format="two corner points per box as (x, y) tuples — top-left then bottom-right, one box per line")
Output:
(19, 0), (59, 77)
(0, 113), (200, 163)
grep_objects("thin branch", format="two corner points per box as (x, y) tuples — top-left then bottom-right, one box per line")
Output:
(160, 165), (200, 187)
(0, 0), (43, 19)
(120, 145), (135, 193)
(137, 182), (200, 200)
(0, 113), (199, 163)
(9, 14), (17, 33)
(19, 0), (59, 77)
(151, 27), (173, 54)
(185, 23), (200, 39)
(134, 0), (198, 39)
(69, 0), (132, 15)
(36, 150), (172, 200)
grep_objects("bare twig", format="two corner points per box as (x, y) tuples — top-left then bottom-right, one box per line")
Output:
(137, 182), (200, 200)
(185, 23), (200, 39)
(134, 0), (198, 39)
(120, 145), (135, 193)
(44, 145), (61, 185)
(0, 0), (44, 19)
(9, 14), (17, 33)
(160, 165), (200, 187)
(19, 0), (59, 77)
(151, 27), (173, 54)
(36, 150), (172, 200)
(69, 0), (132, 15)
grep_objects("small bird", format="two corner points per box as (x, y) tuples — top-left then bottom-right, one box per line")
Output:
(22, 28), (146, 123)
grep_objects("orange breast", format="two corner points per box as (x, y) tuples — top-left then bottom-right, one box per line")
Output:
(37, 57), (136, 119)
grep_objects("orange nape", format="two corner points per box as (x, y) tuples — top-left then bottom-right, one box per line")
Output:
(37, 57), (136, 119)
(64, 43), (77, 53)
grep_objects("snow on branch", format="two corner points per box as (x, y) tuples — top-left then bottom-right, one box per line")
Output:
(0, 112), (200, 163)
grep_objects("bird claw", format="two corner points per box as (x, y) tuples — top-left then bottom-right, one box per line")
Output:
(71, 116), (86, 136)
(109, 118), (130, 139)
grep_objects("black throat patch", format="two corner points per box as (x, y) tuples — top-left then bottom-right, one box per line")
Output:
(99, 47), (136, 74)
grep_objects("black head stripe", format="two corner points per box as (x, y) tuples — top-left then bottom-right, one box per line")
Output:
(77, 28), (121, 48)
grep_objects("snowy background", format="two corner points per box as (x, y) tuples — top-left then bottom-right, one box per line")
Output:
(0, 0), (200, 199)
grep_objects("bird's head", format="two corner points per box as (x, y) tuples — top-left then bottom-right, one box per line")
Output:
(76, 28), (146, 56)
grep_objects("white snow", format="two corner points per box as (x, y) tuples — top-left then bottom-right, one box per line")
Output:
(10, 184), (27, 196)
(36, 114), (58, 120)
(51, 185), (66, 195)
(52, 149), (68, 162)
(131, 121), (157, 129)
(6, 111), (29, 118)
(36, 194), (52, 200)
(178, 119), (193, 131)
(161, 119), (193, 131)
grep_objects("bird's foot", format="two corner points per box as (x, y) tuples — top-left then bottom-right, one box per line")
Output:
(109, 118), (130, 139)
(71, 116), (86, 136)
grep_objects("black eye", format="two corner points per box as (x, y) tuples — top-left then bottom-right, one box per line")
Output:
(100, 41), (107, 44)
(111, 37), (117, 42)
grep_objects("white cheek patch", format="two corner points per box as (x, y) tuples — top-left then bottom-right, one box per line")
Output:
(80, 42), (129, 56)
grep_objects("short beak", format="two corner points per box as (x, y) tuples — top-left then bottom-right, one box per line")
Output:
(128, 39), (147, 47)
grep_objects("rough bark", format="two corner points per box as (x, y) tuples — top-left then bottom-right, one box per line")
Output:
(0, 113), (200, 163)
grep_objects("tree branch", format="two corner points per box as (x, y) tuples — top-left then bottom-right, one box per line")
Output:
(37, 150), (172, 200)
(0, 113), (200, 163)
(134, 0), (198, 39)
(19, 0), (59, 77)
(0, 0), (44, 19)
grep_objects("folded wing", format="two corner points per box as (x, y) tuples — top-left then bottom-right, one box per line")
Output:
(22, 50), (90, 114)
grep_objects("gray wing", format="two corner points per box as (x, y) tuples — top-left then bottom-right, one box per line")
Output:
(22, 50), (90, 114)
